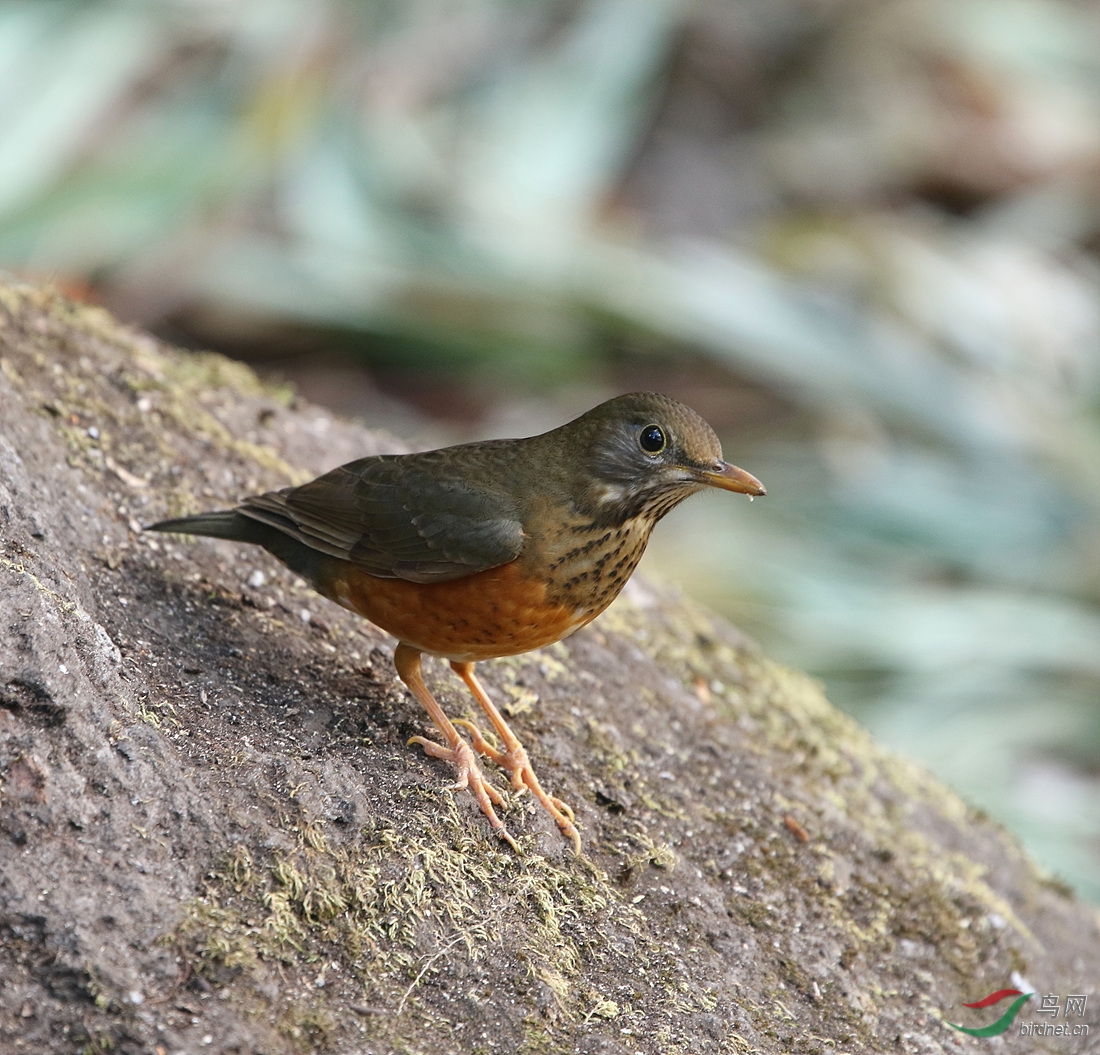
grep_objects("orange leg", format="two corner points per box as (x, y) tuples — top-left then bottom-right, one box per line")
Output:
(393, 643), (518, 852)
(450, 660), (581, 855)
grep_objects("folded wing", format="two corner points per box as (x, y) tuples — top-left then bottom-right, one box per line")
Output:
(238, 452), (525, 583)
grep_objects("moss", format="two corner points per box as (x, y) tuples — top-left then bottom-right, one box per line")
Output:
(174, 786), (745, 1050)
(277, 1003), (337, 1050)
(77, 1032), (116, 1055)
(0, 282), (306, 529)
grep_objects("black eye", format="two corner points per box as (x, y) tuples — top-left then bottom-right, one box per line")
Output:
(639, 424), (666, 454)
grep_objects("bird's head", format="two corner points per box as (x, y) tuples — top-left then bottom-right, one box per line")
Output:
(563, 392), (766, 525)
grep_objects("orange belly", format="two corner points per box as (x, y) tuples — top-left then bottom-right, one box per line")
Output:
(319, 559), (596, 662)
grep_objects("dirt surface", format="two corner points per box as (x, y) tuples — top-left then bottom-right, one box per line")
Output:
(1, 282), (1097, 1055)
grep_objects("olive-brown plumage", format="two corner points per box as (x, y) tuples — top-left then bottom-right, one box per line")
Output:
(149, 392), (764, 852)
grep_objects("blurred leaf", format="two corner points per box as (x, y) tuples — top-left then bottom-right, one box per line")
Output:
(0, 3), (161, 213)
(458, 0), (677, 242)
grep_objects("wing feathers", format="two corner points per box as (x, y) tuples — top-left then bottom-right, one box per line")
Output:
(237, 453), (524, 583)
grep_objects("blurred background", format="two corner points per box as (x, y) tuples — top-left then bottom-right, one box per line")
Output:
(2, 0), (1099, 902)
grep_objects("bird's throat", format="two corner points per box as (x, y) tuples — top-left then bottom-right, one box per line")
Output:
(532, 512), (656, 616)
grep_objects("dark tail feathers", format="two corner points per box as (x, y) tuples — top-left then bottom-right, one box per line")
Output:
(146, 509), (326, 585)
(146, 510), (267, 544)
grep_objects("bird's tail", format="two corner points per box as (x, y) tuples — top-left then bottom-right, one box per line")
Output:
(146, 509), (328, 586)
(146, 510), (268, 544)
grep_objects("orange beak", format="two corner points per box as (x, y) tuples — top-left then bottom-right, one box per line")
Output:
(700, 461), (766, 497)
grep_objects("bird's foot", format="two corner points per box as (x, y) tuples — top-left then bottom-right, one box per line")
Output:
(407, 734), (519, 852)
(454, 719), (580, 855)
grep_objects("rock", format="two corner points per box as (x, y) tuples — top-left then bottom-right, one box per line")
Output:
(0, 282), (1096, 1054)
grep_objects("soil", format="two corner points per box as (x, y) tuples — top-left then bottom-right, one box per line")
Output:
(1, 282), (1097, 1055)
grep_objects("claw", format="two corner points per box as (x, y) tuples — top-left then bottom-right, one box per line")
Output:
(408, 734), (518, 851)
(453, 718), (507, 769)
(453, 713), (580, 855)
(407, 734), (504, 804)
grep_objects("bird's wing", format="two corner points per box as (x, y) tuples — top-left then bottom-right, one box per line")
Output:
(237, 453), (525, 583)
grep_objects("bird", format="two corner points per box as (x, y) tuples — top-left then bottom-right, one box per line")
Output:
(148, 392), (765, 853)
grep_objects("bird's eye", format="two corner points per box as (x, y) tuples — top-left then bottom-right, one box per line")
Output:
(638, 424), (666, 454)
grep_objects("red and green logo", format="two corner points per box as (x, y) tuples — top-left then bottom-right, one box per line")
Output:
(947, 989), (1033, 1037)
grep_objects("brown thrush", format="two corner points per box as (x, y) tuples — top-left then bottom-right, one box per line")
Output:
(149, 392), (765, 852)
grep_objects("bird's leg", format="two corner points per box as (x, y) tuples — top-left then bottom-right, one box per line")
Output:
(393, 643), (518, 852)
(450, 661), (581, 855)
